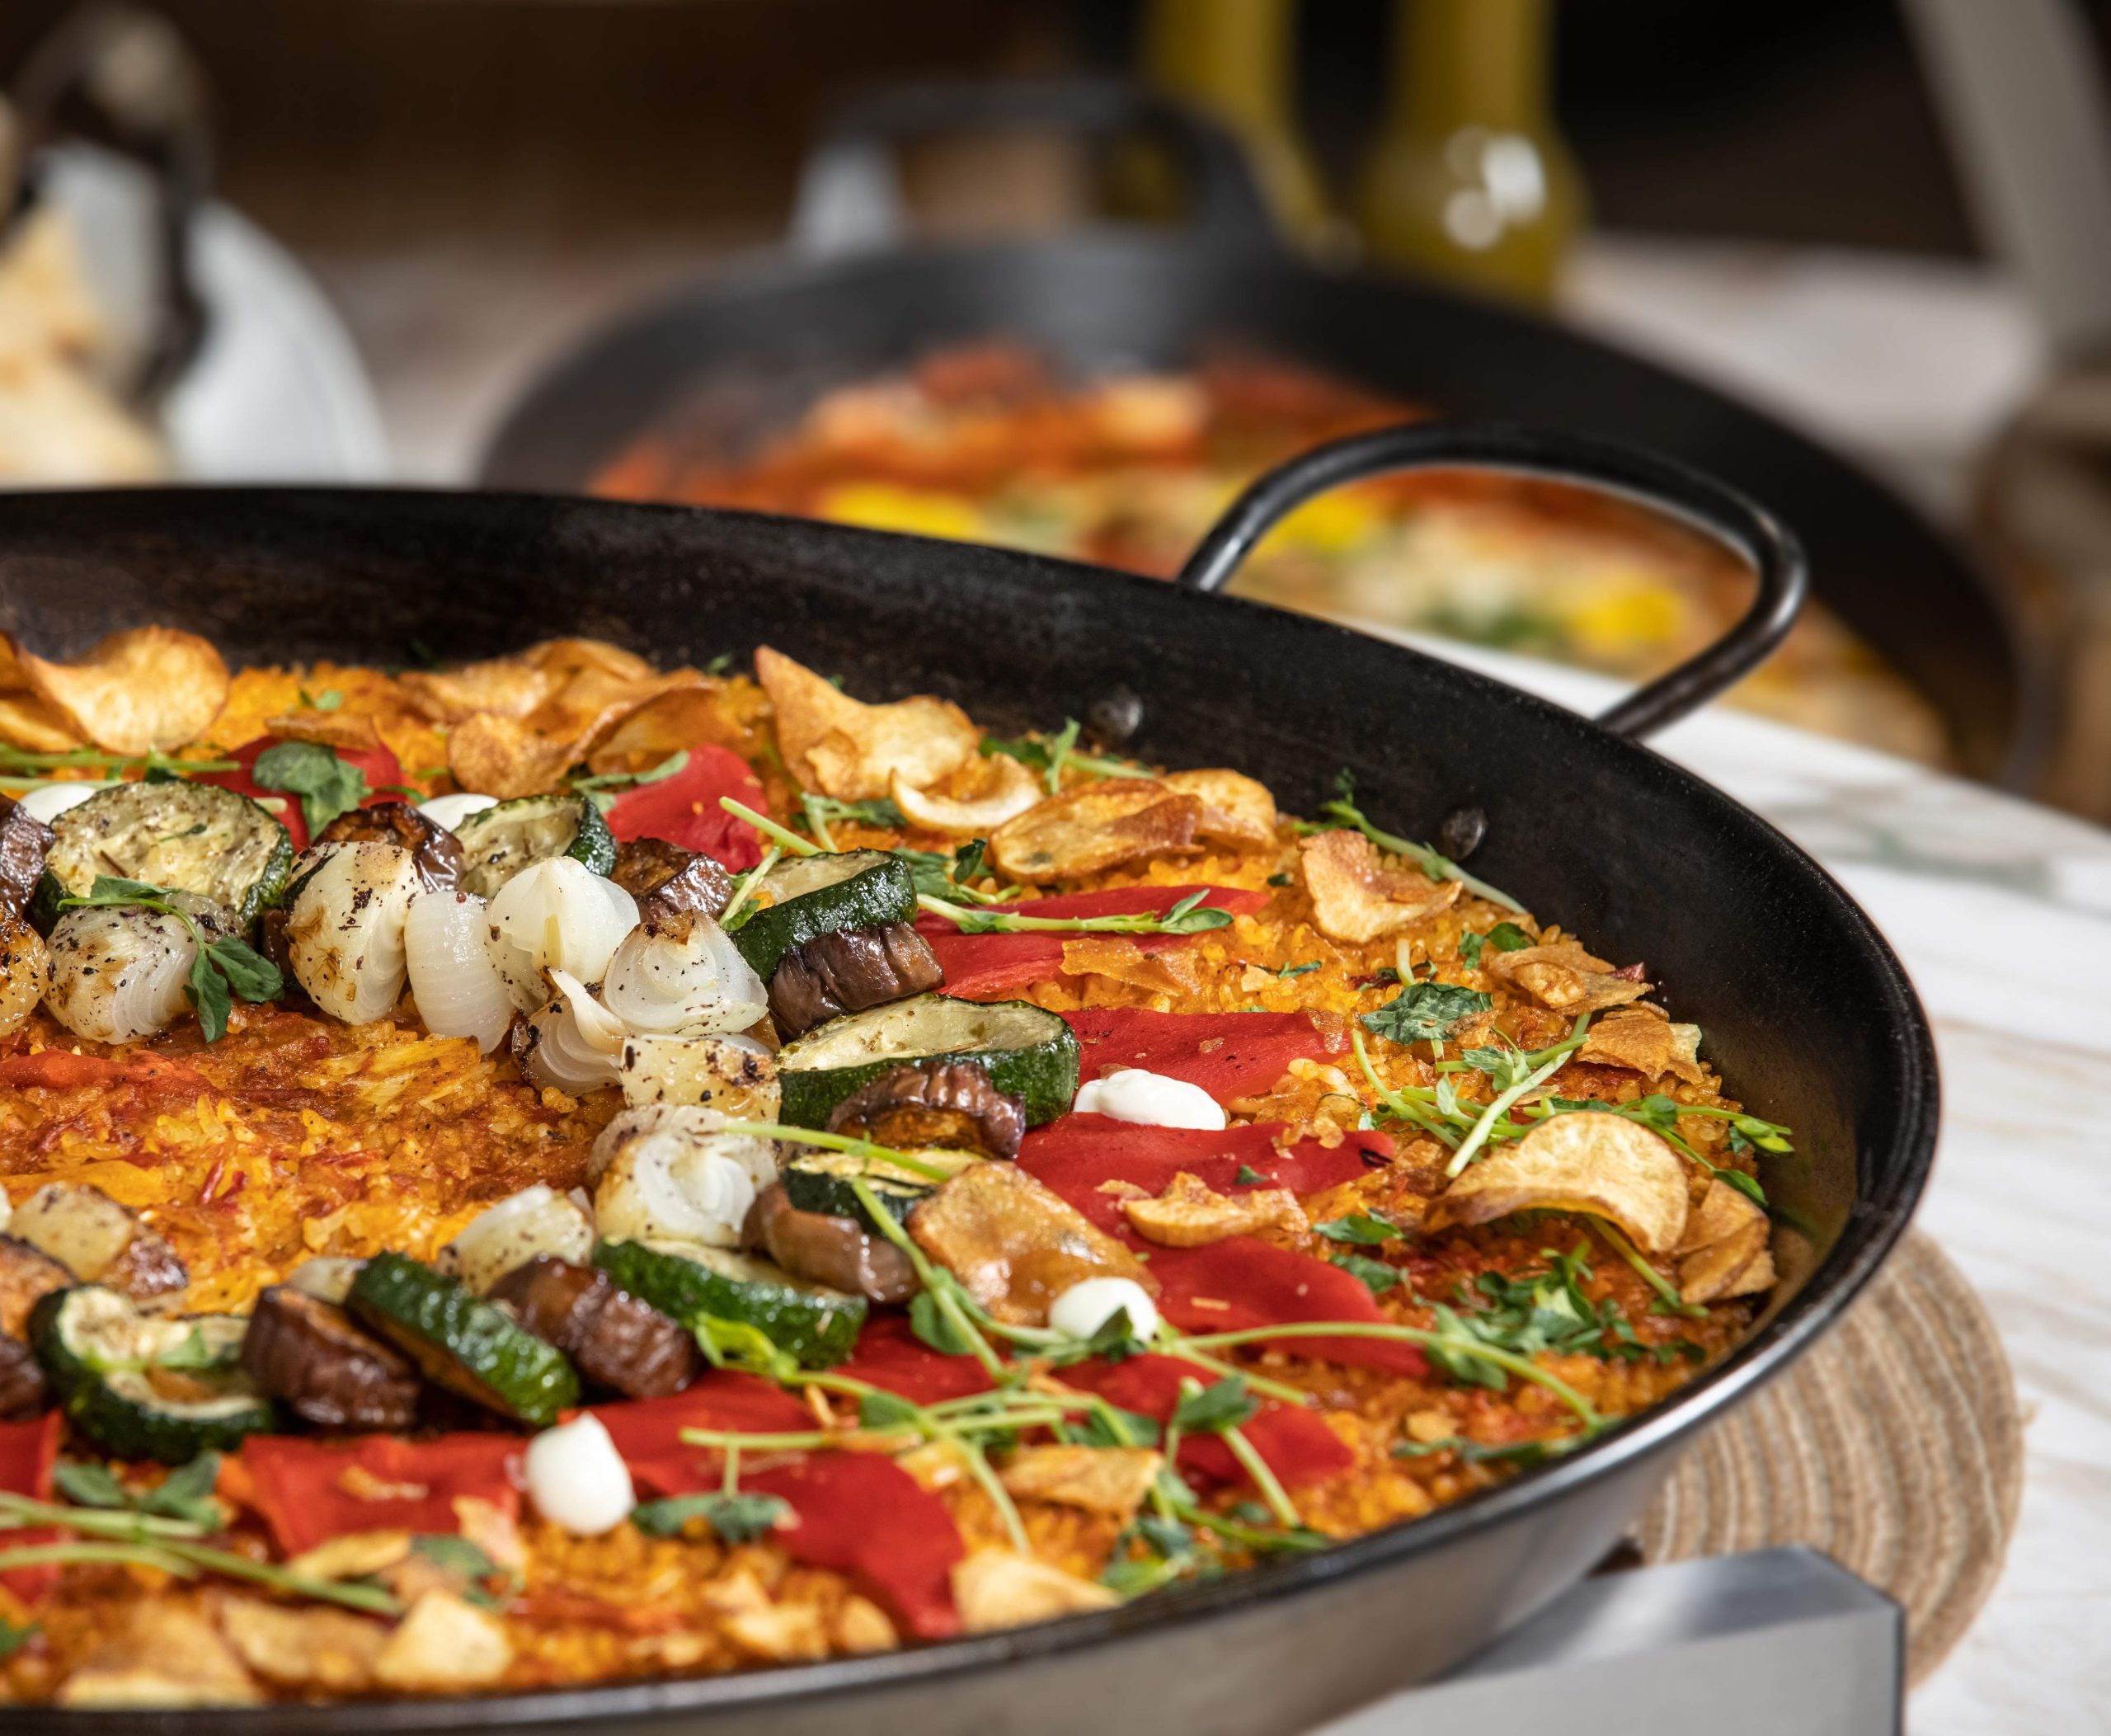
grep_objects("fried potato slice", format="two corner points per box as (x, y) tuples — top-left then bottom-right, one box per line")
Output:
(1060, 934), (1206, 997)
(219, 1597), (388, 1692)
(910, 1160), (1155, 1326)
(891, 752), (1042, 833)
(446, 666), (703, 797)
(1162, 767), (1277, 849)
(1298, 828), (1463, 944)
(400, 656), (554, 722)
(757, 645), (978, 799)
(0, 689), (79, 750)
(952, 1549), (1120, 1632)
(1576, 1005), (1707, 1084)
(264, 708), (383, 752)
(1675, 1177), (1776, 1304)
(586, 685), (740, 774)
(1487, 941), (1653, 1014)
(1429, 1110), (1690, 1254)
(1122, 1169), (1307, 1247)
(57, 1602), (261, 1707)
(999, 1444), (1163, 1518)
(15, 626), (228, 753)
(523, 637), (654, 683)
(372, 1590), (512, 1692)
(990, 778), (1201, 884)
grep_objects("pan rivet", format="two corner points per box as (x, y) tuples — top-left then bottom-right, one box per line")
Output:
(1087, 688), (1144, 746)
(1438, 806), (1487, 860)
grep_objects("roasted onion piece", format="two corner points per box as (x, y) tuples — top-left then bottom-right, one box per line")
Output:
(826, 1059), (1026, 1159)
(609, 838), (731, 922)
(0, 916), (46, 1039)
(41, 897), (229, 1044)
(317, 800), (465, 892)
(768, 921), (943, 1038)
(601, 909), (768, 1037)
(488, 1256), (697, 1398)
(285, 843), (421, 1024)
(240, 1286), (421, 1430)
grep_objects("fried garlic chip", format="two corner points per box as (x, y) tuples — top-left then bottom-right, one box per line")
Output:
(1121, 1169), (1307, 1247)
(952, 1550), (1119, 1633)
(756, 645), (977, 799)
(1162, 767), (1277, 849)
(1487, 940), (1653, 1014)
(1675, 1176), (1776, 1304)
(1430, 1110), (1690, 1254)
(13, 625), (228, 754)
(1298, 828), (1463, 944)
(998, 1445), (1164, 1518)
(891, 752), (1041, 834)
(990, 777), (1201, 884)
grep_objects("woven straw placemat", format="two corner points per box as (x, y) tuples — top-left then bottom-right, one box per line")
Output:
(1634, 1230), (2023, 1685)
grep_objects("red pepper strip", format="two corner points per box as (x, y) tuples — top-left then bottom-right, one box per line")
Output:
(1062, 1007), (1344, 1104)
(1145, 1240), (1426, 1377)
(197, 736), (407, 854)
(834, 1314), (997, 1406)
(917, 886), (1269, 1000)
(1057, 1354), (1351, 1492)
(745, 1454), (964, 1640)
(588, 1373), (813, 1498)
(1018, 1114), (1388, 1234)
(0, 1412), (62, 1604)
(605, 744), (766, 870)
(0, 1050), (205, 1094)
(239, 1432), (523, 1557)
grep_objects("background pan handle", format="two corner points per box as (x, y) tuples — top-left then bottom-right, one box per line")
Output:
(788, 77), (1277, 259)
(1176, 421), (1810, 741)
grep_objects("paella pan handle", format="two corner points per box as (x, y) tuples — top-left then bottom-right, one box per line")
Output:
(788, 77), (1277, 259)
(1175, 421), (1810, 741)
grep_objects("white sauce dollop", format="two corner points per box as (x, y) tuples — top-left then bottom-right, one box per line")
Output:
(417, 792), (500, 833)
(1050, 1277), (1160, 1343)
(16, 783), (99, 825)
(524, 1414), (635, 1536)
(1073, 1069), (1225, 1131)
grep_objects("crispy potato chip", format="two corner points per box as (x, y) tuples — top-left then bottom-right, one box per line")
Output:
(522, 637), (654, 683)
(586, 685), (742, 774)
(1675, 1177), (1776, 1303)
(952, 1550), (1119, 1633)
(891, 753), (1041, 833)
(1122, 1169), (1307, 1247)
(990, 778), (1201, 884)
(0, 689), (81, 750)
(1487, 941), (1653, 1014)
(445, 711), (578, 799)
(1162, 767), (1276, 848)
(1298, 828), (1463, 944)
(17, 625), (229, 753)
(998, 1445), (1163, 1517)
(264, 709), (383, 753)
(399, 656), (554, 722)
(1429, 1111), (1690, 1253)
(1577, 1006), (1708, 1084)
(756, 645), (977, 799)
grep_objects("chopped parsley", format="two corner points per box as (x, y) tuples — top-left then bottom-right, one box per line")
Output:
(58, 876), (282, 1042)
(1313, 1212), (1398, 1245)
(252, 739), (368, 835)
(632, 1491), (791, 1545)
(1171, 1376), (1258, 1436)
(1330, 1251), (1401, 1296)
(1233, 1164), (1266, 1186)
(1418, 1246), (1699, 1391)
(1361, 981), (1493, 1049)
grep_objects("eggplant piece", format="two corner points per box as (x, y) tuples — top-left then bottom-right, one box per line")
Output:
(240, 1286), (421, 1430)
(769, 921), (943, 1038)
(609, 838), (731, 922)
(487, 1256), (697, 1398)
(317, 801), (465, 892)
(826, 1059), (1027, 1160)
(0, 796), (54, 920)
(0, 1334), (47, 1419)
(744, 1183), (919, 1306)
(0, 1235), (70, 1419)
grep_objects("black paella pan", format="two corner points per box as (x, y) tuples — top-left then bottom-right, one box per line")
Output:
(479, 77), (2043, 790)
(0, 423), (1935, 1734)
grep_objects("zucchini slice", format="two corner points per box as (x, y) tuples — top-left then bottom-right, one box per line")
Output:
(729, 851), (916, 982)
(35, 782), (293, 930)
(347, 1250), (578, 1425)
(593, 1240), (867, 1369)
(454, 793), (616, 899)
(778, 1146), (982, 1230)
(29, 1286), (277, 1463)
(777, 994), (1079, 1128)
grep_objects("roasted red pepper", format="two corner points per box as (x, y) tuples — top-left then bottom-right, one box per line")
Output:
(197, 736), (407, 854)
(240, 1432), (523, 1556)
(1059, 1354), (1352, 1490)
(0, 1411), (67, 1604)
(1062, 1007), (1343, 1104)
(605, 744), (766, 870)
(919, 886), (1268, 1000)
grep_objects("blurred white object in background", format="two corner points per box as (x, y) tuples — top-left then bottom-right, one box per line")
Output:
(29, 144), (386, 483)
